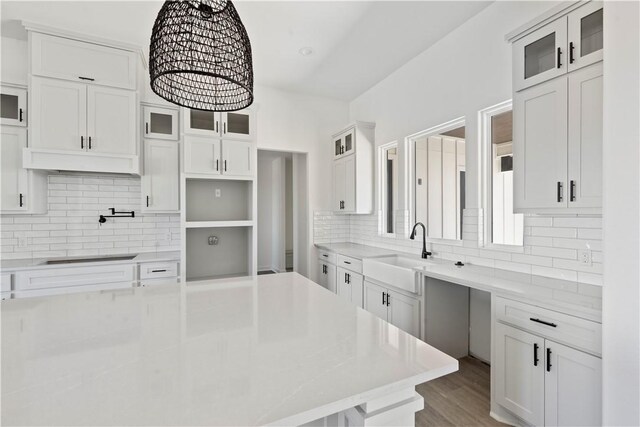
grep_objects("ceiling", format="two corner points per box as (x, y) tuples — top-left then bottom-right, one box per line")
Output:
(0, 1), (492, 101)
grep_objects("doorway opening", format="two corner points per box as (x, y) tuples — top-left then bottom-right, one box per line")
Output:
(257, 150), (308, 276)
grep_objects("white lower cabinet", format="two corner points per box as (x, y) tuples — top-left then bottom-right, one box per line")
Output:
(336, 267), (363, 308)
(317, 259), (337, 293)
(495, 315), (602, 426)
(364, 280), (420, 338)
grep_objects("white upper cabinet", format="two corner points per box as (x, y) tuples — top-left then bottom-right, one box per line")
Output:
(143, 106), (178, 140)
(0, 127), (47, 214)
(183, 108), (254, 140)
(184, 135), (221, 176)
(567, 62), (602, 208)
(30, 32), (137, 90)
(513, 77), (568, 210)
(221, 110), (253, 141)
(567, 2), (603, 72)
(512, 2), (603, 91)
(513, 18), (567, 91)
(222, 141), (253, 177)
(142, 139), (179, 213)
(510, 2), (603, 213)
(1, 127), (29, 212)
(331, 122), (374, 214)
(30, 77), (87, 152)
(1, 85), (27, 127)
(86, 85), (136, 155)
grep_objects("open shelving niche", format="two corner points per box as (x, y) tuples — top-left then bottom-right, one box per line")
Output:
(180, 174), (257, 283)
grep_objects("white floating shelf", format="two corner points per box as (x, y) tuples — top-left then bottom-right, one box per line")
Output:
(185, 220), (254, 228)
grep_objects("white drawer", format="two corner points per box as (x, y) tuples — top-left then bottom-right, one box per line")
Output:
(495, 296), (602, 355)
(15, 264), (136, 291)
(140, 277), (179, 287)
(13, 282), (133, 299)
(1, 272), (11, 293)
(139, 262), (179, 279)
(318, 250), (336, 265)
(337, 254), (362, 274)
(1, 291), (11, 300)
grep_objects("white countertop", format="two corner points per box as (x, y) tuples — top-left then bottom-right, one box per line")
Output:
(1, 273), (457, 426)
(316, 243), (602, 322)
(315, 242), (399, 260)
(0, 250), (181, 272)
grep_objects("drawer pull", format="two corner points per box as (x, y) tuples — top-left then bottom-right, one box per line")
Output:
(533, 343), (539, 366)
(530, 317), (557, 328)
(78, 76), (95, 81)
(323, 254), (328, 258)
(151, 269), (167, 273)
(344, 261), (351, 265)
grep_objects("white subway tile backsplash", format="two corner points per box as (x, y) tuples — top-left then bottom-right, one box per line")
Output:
(0, 173), (180, 259)
(314, 208), (603, 287)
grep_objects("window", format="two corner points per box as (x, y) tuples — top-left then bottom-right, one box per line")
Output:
(481, 101), (524, 246)
(409, 118), (466, 241)
(379, 142), (398, 235)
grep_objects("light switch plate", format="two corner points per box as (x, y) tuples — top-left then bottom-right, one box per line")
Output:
(215, 188), (221, 198)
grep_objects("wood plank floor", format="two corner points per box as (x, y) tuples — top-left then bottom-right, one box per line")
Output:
(415, 357), (508, 427)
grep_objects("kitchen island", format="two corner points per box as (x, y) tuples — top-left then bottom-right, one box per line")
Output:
(1, 272), (457, 426)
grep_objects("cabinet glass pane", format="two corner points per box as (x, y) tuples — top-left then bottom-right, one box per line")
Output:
(150, 112), (173, 135)
(190, 110), (216, 131)
(1, 94), (19, 120)
(345, 133), (353, 152)
(335, 138), (342, 156)
(227, 113), (249, 135)
(524, 33), (556, 79)
(581, 9), (603, 57)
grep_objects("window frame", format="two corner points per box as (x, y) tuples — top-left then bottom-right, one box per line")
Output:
(479, 100), (525, 252)
(378, 141), (399, 238)
(407, 116), (466, 245)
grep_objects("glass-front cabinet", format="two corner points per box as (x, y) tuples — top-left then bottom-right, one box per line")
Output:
(1, 85), (27, 127)
(513, 18), (567, 91)
(183, 108), (253, 140)
(568, 1), (603, 72)
(333, 128), (355, 159)
(512, 2), (603, 91)
(143, 105), (178, 140)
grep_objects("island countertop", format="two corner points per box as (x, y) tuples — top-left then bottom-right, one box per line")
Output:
(1, 273), (457, 426)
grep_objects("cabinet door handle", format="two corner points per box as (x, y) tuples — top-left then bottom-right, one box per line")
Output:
(19, 193), (23, 207)
(146, 196), (150, 207)
(224, 122), (227, 134)
(88, 136), (92, 150)
(216, 159), (219, 171)
(224, 160), (227, 172)
(216, 121), (219, 133)
(530, 317), (558, 328)
(570, 180), (576, 202)
(78, 76), (95, 81)
(146, 122), (149, 134)
(382, 291), (386, 305)
(386, 293), (390, 306)
(81, 136), (84, 149)
(557, 47), (562, 68)
(533, 343), (539, 366)
(151, 269), (167, 273)
(569, 42), (575, 64)
(546, 347), (552, 372)
(344, 272), (347, 283)
(557, 182), (563, 202)
(19, 108), (23, 122)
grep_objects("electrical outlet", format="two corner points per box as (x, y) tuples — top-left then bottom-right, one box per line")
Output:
(215, 188), (221, 198)
(579, 249), (592, 265)
(163, 232), (171, 242)
(18, 236), (27, 248)
(208, 236), (219, 245)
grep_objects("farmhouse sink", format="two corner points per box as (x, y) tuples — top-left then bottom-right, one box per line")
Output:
(362, 255), (436, 293)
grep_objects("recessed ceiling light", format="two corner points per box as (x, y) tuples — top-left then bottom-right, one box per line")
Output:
(298, 47), (314, 56)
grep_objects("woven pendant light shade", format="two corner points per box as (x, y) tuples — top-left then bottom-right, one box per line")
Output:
(149, 0), (254, 111)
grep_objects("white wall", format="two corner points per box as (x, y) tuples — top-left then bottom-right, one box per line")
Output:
(602, 1), (640, 424)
